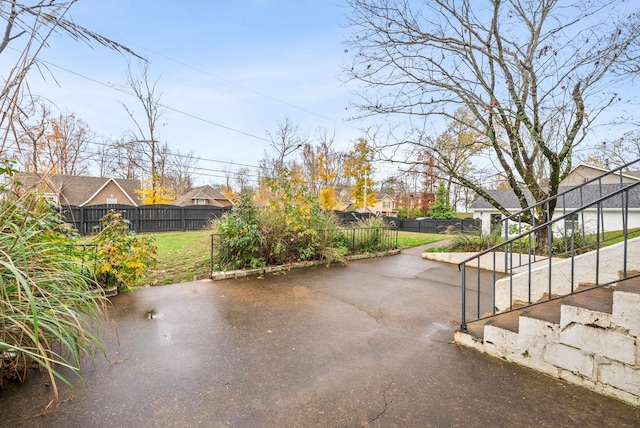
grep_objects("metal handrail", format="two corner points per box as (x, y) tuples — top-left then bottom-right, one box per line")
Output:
(459, 180), (640, 267)
(460, 178), (640, 332)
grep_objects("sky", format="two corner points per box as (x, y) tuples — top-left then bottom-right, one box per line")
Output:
(12, 0), (367, 185)
(5, 1), (640, 189)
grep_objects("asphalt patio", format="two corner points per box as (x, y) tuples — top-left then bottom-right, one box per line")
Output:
(1, 245), (639, 427)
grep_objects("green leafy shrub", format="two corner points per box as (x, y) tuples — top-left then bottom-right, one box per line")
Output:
(92, 210), (157, 291)
(215, 191), (265, 269)
(0, 162), (106, 407)
(214, 170), (349, 270)
(397, 206), (424, 219)
(550, 230), (597, 257)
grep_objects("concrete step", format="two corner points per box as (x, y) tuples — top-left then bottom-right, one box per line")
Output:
(464, 285), (615, 340)
(615, 274), (640, 294)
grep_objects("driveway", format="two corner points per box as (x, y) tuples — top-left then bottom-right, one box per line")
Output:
(1, 246), (639, 427)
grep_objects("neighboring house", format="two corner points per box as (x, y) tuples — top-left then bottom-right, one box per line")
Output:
(472, 164), (640, 235)
(395, 191), (433, 213)
(551, 163), (640, 186)
(343, 194), (397, 217)
(372, 194), (397, 217)
(172, 185), (233, 207)
(13, 172), (142, 206)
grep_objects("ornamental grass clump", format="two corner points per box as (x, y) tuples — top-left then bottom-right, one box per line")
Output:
(0, 163), (107, 409)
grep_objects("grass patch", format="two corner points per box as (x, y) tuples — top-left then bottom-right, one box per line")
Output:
(396, 232), (446, 249)
(139, 229), (448, 285)
(142, 230), (213, 285)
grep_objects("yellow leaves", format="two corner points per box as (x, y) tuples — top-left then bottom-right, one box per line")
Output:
(100, 262), (111, 273)
(319, 186), (337, 210)
(135, 176), (179, 205)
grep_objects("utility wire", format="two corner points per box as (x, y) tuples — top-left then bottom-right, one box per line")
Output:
(85, 140), (260, 170)
(40, 58), (273, 144)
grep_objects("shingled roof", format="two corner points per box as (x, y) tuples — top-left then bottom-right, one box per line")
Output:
(472, 183), (640, 210)
(172, 185), (233, 207)
(13, 173), (142, 206)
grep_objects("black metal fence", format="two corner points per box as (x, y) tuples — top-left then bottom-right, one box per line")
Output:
(58, 204), (231, 235)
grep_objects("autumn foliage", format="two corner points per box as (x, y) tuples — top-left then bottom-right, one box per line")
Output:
(92, 210), (157, 290)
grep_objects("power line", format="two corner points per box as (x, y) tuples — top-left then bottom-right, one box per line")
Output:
(86, 140), (260, 170)
(40, 58), (274, 144)
(133, 45), (357, 129)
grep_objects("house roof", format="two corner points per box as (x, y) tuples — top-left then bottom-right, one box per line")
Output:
(172, 185), (232, 207)
(376, 194), (395, 201)
(472, 183), (640, 211)
(13, 173), (142, 206)
(538, 164), (640, 188)
(564, 163), (640, 183)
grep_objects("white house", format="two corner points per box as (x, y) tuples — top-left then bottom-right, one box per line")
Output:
(472, 164), (640, 235)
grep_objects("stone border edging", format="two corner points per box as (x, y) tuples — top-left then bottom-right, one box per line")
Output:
(210, 249), (401, 280)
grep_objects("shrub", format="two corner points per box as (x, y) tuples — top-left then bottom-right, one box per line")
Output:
(550, 229), (597, 257)
(215, 191), (265, 270)
(447, 229), (503, 252)
(92, 210), (157, 291)
(214, 170), (350, 270)
(397, 206), (424, 219)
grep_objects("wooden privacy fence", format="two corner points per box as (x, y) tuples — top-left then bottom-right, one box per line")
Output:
(58, 204), (480, 236)
(58, 204), (231, 235)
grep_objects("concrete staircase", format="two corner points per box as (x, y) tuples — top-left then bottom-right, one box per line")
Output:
(455, 275), (640, 406)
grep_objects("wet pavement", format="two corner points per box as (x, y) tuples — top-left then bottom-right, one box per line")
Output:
(1, 245), (639, 427)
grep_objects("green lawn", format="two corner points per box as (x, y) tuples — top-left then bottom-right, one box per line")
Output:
(142, 230), (214, 285)
(141, 229), (448, 285)
(396, 231), (445, 249)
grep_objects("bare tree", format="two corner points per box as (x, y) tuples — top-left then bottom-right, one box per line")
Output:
(13, 98), (50, 171)
(578, 131), (640, 169)
(13, 100), (93, 175)
(165, 149), (199, 195)
(44, 110), (93, 175)
(345, 0), (640, 223)
(91, 138), (119, 178)
(122, 61), (164, 195)
(260, 117), (308, 179)
(110, 137), (144, 179)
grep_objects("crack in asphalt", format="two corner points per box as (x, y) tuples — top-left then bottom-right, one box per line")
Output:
(311, 289), (383, 325)
(363, 381), (393, 427)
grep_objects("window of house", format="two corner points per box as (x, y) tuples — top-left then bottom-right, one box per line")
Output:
(565, 212), (580, 234)
(106, 196), (117, 205)
(383, 201), (390, 208)
(196, 199), (207, 205)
